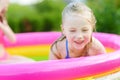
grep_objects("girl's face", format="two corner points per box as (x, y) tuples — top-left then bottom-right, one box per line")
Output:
(62, 15), (93, 50)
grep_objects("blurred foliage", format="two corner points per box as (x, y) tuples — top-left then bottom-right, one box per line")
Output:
(7, 4), (40, 32)
(34, 0), (65, 31)
(7, 0), (65, 33)
(86, 0), (120, 34)
(6, 0), (120, 34)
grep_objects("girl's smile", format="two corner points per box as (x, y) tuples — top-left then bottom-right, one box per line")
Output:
(73, 40), (85, 49)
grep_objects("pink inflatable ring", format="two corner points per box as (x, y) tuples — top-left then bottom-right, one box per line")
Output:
(0, 32), (120, 80)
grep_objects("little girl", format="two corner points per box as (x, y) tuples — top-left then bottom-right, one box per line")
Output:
(0, 0), (34, 63)
(49, 1), (106, 59)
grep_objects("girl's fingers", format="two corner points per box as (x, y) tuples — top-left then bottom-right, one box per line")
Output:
(1, 8), (7, 15)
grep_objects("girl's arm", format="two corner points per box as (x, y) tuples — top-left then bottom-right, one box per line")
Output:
(0, 19), (16, 43)
(49, 43), (61, 60)
(49, 51), (59, 60)
(89, 37), (106, 56)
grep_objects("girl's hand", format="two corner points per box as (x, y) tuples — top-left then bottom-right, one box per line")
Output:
(0, 8), (6, 23)
(0, 7), (7, 17)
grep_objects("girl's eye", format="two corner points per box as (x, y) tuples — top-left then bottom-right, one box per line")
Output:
(82, 29), (89, 32)
(69, 30), (76, 32)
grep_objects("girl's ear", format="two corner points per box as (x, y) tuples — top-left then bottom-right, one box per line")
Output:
(60, 24), (63, 31)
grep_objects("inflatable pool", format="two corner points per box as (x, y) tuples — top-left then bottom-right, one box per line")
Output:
(0, 32), (120, 80)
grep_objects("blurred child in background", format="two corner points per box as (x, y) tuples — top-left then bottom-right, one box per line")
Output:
(0, 0), (34, 63)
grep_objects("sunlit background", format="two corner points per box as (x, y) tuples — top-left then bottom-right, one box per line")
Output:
(10, 0), (39, 5)
(7, 0), (120, 34)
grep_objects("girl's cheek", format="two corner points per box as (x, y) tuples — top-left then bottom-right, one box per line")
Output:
(86, 35), (91, 42)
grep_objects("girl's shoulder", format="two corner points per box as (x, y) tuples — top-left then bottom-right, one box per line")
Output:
(51, 35), (66, 49)
(88, 37), (106, 56)
(50, 36), (66, 59)
(51, 37), (66, 52)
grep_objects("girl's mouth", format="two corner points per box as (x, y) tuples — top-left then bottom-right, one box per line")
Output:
(0, 16), (3, 22)
(73, 40), (85, 49)
(74, 40), (84, 45)
(0, 13), (3, 22)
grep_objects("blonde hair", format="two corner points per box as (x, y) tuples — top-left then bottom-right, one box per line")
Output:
(62, 1), (96, 30)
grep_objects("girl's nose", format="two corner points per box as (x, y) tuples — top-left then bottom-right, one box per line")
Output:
(76, 33), (83, 40)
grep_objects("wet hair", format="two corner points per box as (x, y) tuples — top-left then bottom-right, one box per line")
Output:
(62, 1), (96, 30)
